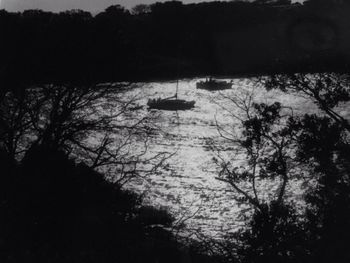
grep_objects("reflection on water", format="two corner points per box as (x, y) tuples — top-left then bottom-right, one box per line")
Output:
(104, 78), (319, 237)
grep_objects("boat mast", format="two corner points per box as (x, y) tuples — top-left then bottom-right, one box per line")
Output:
(175, 79), (179, 99)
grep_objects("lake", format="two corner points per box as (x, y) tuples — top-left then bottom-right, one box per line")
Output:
(101, 78), (323, 238)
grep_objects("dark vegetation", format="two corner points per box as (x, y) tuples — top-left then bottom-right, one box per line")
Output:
(0, 85), (221, 262)
(1, 0), (350, 262)
(213, 73), (350, 263)
(1, 146), (224, 263)
(0, 0), (350, 89)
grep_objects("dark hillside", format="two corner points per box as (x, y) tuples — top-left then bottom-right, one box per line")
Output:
(0, 0), (349, 88)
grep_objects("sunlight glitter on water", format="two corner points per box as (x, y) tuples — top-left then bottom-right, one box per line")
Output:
(105, 78), (319, 237)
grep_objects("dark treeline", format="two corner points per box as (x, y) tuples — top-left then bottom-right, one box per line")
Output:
(1, 0), (350, 89)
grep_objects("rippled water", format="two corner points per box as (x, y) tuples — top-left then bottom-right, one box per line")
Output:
(104, 78), (323, 237)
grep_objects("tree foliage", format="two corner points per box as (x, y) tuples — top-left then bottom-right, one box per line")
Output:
(214, 73), (350, 262)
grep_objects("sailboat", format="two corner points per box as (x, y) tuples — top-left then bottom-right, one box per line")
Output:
(196, 77), (232, 91)
(147, 80), (195, 111)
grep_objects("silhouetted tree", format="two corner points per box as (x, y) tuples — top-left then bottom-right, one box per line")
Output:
(0, 84), (171, 185)
(0, 85), (216, 263)
(213, 89), (299, 211)
(212, 88), (308, 262)
(213, 73), (350, 262)
(259, 73), (350, 263)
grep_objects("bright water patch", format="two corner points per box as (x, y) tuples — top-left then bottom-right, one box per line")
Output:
(101, 78), (323, 237)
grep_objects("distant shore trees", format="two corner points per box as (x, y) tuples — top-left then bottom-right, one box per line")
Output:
(0, 0), (349, 87)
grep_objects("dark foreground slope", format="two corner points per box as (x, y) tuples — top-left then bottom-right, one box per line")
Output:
(0, 146), (221, 263)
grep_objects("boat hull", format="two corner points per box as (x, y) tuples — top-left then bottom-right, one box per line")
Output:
(196, 81), (232, 91)
(147, 98), (195, 111)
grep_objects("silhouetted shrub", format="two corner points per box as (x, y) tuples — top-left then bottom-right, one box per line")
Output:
(236, 202), (307, 263)
(294, 115), (350, 263)
(0, 145), (196, 263)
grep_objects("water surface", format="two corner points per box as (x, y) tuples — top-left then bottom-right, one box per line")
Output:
(106, 78), (321, 237)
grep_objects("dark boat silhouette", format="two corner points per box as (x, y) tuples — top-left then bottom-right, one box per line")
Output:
(196, 77), (232, 91)
(147, 81), (195, 111)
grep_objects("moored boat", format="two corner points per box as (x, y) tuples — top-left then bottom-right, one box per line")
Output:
(147, 97), (195, 111)
(147, 81), (195, 111)
(196, 77), (232, 91)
